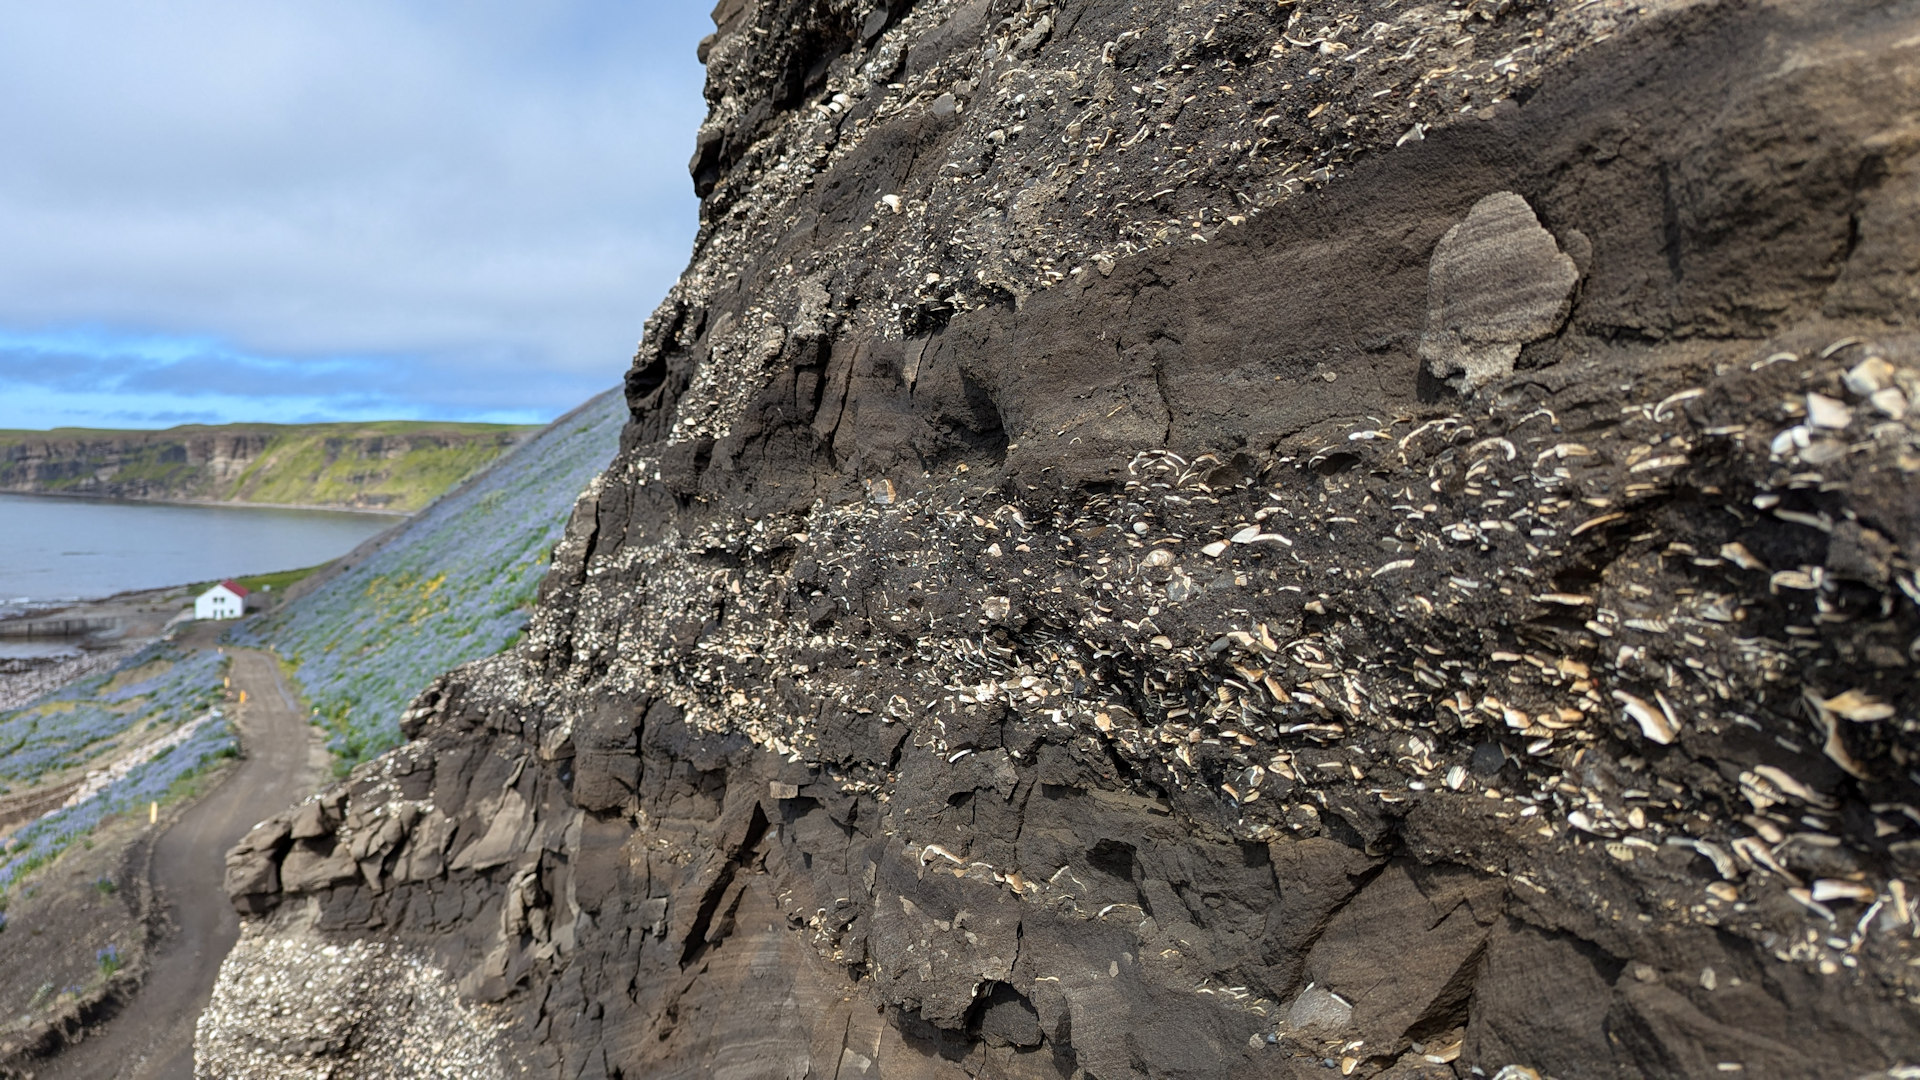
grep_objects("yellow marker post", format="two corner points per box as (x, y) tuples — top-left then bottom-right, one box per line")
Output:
(238, 689), (247, 705)
(149, 801), (157, 825)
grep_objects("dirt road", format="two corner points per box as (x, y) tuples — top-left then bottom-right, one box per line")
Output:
(40, 648), (318, 1080)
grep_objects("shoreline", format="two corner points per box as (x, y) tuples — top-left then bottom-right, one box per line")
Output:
(0, 488), (414, 518)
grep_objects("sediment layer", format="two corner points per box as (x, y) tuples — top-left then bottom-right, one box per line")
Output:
(206, 2), (1920, 1077)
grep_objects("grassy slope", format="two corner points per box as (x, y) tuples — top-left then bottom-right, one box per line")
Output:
(230, 389), (625, 769)
(0, 421), (539, 513)
(0, 644), (234, 892)
(0, 390), (618, 891)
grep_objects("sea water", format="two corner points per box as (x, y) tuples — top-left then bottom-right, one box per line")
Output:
(0, 492), (395, 607)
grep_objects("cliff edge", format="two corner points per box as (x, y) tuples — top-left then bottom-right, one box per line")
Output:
(0, 421), (534, 513)
(205, 2), (1920, 1077)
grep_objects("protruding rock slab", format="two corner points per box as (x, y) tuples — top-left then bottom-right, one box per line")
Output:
(1419, 191), (1580, 391)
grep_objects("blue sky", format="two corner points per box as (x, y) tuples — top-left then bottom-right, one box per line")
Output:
(0, 2), (712, 430)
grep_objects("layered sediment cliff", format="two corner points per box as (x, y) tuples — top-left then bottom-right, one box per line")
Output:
(0, 422), (534, 513)
(206, 2), (1920, 1077)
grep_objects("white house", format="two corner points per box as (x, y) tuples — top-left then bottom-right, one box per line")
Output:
(194, 580), (250, 620)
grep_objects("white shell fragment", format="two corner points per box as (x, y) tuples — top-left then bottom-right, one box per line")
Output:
(1769, 568), (1820, 592)
(1843, 355), (1894, 396)
(1802, 692), (1876, 779)
(1804, 392), (1853, 429)
(1669, 837), (1739, 879)
(1718, 542), (1767, 571)
(1748, 764), (1834, 808)
(1811, 880), (1875, 904)
(1870, 387), (1909, 419)
(1613, 690), (1676, 744)
(1816, 689), (1895, 723)
(1230, 526), (1292, 546)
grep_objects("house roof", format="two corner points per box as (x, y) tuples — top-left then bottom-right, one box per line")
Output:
(209, 580), (249, 598)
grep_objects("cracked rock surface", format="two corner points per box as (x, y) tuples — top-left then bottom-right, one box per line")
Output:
(205, 1), (1920, 1077)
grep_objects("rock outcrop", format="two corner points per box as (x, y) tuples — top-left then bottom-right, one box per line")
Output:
(205, 1), (1920, 1078)
(1418, 191), (1580, 392)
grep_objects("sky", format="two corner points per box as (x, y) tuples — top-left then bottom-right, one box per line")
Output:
(0, 2), (713, 430)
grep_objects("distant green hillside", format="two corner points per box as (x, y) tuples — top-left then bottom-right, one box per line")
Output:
(0, 420), (538, 513)
(229, 390), (625, 769)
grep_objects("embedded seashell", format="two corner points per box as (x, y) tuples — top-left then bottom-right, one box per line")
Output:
(1805, 392), (1852, 429)
(1870, 387), (1908, 419)
(1532, 592), (1593, 607)
(1230, 526), (1292, 546)
(1769, 568), (1819, 592)
(1652, 388), (1704, 421)
(1843, 355), (1894, 396)
(919, 844), (964, 866)
(1816, 689), (1894, 723)
(1810, 879), (1874, 904)
(1786, 887), (1835, 922)
(1718, 542), (1766, 571)
(1748, 764), (1834, 808)
(1570, 512), (1625, 536)
(1612, 690), (1676, 744)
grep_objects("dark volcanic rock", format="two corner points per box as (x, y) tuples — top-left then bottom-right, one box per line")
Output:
(202, 1), (1920, 1078)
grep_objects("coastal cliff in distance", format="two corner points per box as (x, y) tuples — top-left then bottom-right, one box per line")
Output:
(0, 422), (537, 513)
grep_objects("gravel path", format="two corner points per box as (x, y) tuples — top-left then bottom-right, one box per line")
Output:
(39, 648), (317, 1080)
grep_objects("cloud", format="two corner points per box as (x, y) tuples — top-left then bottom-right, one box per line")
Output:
(0, 0), (711, 429)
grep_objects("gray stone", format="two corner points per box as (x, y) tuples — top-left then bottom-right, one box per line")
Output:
(1419, 191), (1579, 392)
(279, 839), (358, 893)
(448, 790), (535, 873)
(1288, 986), (1354, 1038)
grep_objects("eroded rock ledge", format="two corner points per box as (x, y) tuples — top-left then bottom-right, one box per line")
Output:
(206, 2), (1920, 1078)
